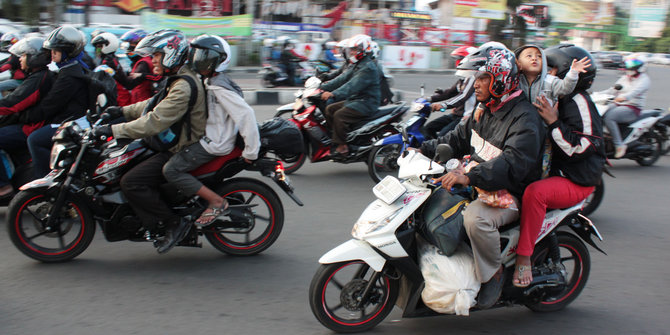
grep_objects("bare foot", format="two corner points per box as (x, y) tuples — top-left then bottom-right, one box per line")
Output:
(513, 255), (533, 287)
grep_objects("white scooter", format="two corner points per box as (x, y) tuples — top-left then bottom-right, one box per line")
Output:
(308, 142), (605, 333)
(591, 89), (666, 166)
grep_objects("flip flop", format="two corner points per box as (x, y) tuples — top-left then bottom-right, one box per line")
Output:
(513, 265), (532, 288)
(195, 203), (230, 227)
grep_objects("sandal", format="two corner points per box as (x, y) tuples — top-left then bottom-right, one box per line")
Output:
(195, 202), (230, 227)
(513, 265), (532, 288)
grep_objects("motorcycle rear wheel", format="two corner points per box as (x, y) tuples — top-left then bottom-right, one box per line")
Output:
(580, 180), (604, 216)
(204, 179), (284, 256)
(635, 131), (662, 166)
(367, 144), (402, 183)
(7, 190), (95, 262)
(525, 233), (590, 312)
(309, 261), (399, 333)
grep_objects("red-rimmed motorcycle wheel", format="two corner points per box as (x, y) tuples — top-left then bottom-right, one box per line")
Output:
(309, 261), (399, 333)
(526, 233), (591, 312)
(7, 190), (95, 263)
(204, 180), (284, 256)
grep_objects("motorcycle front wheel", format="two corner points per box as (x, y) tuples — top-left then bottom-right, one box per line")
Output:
(205, 179), (284, 256)
(7, 189), (95, 262)
(309, 261), (399, 333)
(367, 144), (402, 183)
(525, 233), (590, 312)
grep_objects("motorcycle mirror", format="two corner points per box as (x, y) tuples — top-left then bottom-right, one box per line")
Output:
(401, 126), (410, 145)
(434, 144), (453, 163)
(420, 83), (425, 98)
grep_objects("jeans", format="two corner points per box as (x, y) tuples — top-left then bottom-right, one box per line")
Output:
(0, 125), (28, 186)
(603, 105), (639, 146)
(27, 125), (59, 179)
(0, 79), (21, 98)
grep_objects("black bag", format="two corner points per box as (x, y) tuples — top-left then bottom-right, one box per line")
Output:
(421, 188), (469, 256)
(258, 117), (304, 155)
(142, 75), (199, 152)
(86, 69), (118, 110)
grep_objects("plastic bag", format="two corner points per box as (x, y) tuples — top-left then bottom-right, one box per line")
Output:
(464, 160), (516, 209)
(418, 239), (480, 316)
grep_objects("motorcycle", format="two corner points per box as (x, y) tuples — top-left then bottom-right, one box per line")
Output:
(308, 143), (605, 333)
(6, 113), (303, 263)
(259, 60), (315, 88)
(592, 90), (666, 166)
(273, 77), (409, 174)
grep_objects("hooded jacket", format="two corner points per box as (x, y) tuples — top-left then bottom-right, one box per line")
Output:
(320, 55), (381, 116)
(0, 68), (55, 135)
(421, 91), (546, 200)
(516, 45), (579, 104)
(112, 66), (207, 154)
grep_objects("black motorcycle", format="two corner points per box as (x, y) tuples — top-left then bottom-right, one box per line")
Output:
(6, 115), (303, 262)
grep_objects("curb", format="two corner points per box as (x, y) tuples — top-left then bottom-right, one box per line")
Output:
(243, 89), (296, 106)
(226, 67), (456, 75)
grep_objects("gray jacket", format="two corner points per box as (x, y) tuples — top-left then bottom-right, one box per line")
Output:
(517, 46), (579, 104)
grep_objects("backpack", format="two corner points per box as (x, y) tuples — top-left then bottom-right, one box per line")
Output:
(258, 117), (303, 155)
(142, 75), (199, 152)
(376, 62), (394, 106)
(86, 67), (118, 110)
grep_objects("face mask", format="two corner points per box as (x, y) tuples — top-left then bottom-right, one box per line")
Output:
(626, 70), (637, 76)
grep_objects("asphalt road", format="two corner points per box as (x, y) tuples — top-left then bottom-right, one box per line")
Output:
(2, 67), (670, 335)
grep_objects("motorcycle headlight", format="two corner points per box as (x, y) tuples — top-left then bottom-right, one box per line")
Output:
(352, 207), (402, 240)
(49, 144), (68, 170)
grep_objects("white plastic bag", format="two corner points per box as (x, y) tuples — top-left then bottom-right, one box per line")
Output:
(418, 240), (480, 316)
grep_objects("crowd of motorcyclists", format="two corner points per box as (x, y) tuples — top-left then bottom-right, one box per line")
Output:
(0, 24), (657, 311)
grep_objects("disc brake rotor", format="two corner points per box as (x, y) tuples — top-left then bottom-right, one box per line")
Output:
(340, 279), (372, 311)
(30, 202), (76, 237)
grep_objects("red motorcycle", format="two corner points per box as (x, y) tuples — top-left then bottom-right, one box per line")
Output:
(273, 78), (409, 174)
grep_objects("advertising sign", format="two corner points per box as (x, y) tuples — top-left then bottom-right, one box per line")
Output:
(454, 0), (507, 20)
(629, 0), (670, 38)
(381, 45), (430, 69)
(141, 12), (252, 36)
(540, 0), (615, 25)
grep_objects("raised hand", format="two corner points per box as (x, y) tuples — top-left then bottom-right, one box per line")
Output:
(570, 57), (592, 73)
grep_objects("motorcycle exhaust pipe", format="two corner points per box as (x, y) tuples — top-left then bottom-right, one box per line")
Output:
(523, 272), (566, 296)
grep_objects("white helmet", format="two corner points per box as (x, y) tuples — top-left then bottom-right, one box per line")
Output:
(336, 38), (349, 49)
(347, 34), (372, 63)
(369, 41), (380, 59)
(91, 32), (120, 55)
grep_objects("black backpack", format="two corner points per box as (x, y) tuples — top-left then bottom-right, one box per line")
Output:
(86, 69), (118, 110)
(375, 62), (394, 106)
(142, 75), (199, 152)
(258, 117), (303, 155)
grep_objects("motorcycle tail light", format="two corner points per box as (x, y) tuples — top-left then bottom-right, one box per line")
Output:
(275, 161), (286, 181)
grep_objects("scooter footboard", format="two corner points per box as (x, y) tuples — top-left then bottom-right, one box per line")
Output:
(318, 239), (387, 272)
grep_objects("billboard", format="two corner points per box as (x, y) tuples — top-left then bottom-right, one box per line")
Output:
(539, 0), (615, 25)
(629, 0), (670, 38)
(454, 0), (507, 20)
(140, 12), (252, 36)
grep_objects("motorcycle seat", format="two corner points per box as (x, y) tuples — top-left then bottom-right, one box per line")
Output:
(189, 147), (243, 177)
(363, 104), (404, 121)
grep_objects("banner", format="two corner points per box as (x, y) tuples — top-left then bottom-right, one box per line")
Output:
(140, 12), (252, 36)
(454, 0), (507, 20)
(420, 28), (450, 46)
(540, 0), (615, 25)
(629, 0), (670, 38)
(381, 45), (430, 69)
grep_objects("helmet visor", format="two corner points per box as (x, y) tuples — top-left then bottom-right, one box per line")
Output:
(189, 47), (223, 73)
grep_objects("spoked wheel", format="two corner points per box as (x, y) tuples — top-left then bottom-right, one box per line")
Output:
(309, 261), (399, 333)
(7, 190), (95, 262)
(367, 144), (402, 183)
(635, 131), (662, 166)
(205, 179), (284, 256)
(525, 233), (591, 312)
(580, 180), (604, 216)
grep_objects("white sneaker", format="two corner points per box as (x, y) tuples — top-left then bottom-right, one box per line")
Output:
(614, 145), (627, 158)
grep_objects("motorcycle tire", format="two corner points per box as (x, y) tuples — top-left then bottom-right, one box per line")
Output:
(205, 179), (284, 256)
(309, 261), (399, 333)
(635, 131), (662, 166)
(525, 233), (590, 312)
(367, 144), (403, 183)
(7, 189), (96, 263)
(580, 180), (604, 216)
(261, 74), (277, 88)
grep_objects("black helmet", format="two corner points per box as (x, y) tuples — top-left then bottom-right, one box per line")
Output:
(545, 44), (597, 90)
(458, 42), (519, 98)
(134, 29), (188, 73)
(188, 34), (229, 75)
(8, 36), (51, 69)
(43, 25), (85, 58)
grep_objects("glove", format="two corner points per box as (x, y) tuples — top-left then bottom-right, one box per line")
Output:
(101, 106), (123, 121)
(93, 125), (113, 141)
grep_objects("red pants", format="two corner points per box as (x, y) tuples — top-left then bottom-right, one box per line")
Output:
(517, 176), (594, 256)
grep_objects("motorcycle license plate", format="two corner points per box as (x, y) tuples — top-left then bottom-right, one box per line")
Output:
(19, 169), (64, 191)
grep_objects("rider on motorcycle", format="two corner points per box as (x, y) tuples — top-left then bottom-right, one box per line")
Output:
(0, 32), (26, 98)
(93, 29), (207, 254)
(161, 34), (260, 231)
(420, 43), (545, 309)
(319, 40), (339, 69)
(515, 45), (606, 287)
(318, 38), (351, 82)
(0, 36), (55, 198)
(22, 25), (90, 179)
(116, 28), (163, 104)
(422, 46), (477, 139)
(600, 53), (650, 158)
(320, 34), (381, 156)
(91, 32), (132, 106)
(280, 39), (308, 86)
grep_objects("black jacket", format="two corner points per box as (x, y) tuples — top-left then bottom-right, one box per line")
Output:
(429, 76), (475, 117)
(20, 62), (88, 125)
(0, 68), (55, 132)
(421, 92), (546, 200)
(547, 91), (605, 186)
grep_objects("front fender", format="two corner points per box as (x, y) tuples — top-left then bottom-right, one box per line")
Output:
(19, 169), (65, 191)
(319, 239), (387, 272)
